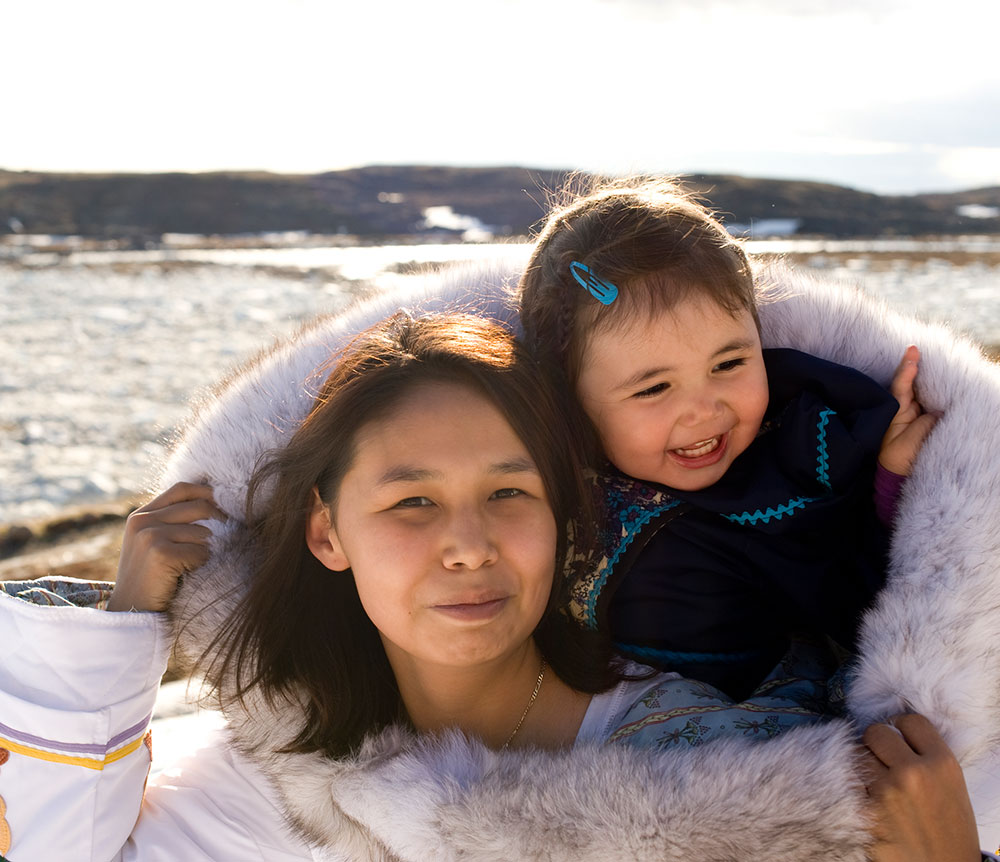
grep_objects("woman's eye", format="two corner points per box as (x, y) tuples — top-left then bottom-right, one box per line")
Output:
(633, 382), (669, 399)
(714, 357), (747, 373)
(491, 488), (524, 500)
(394, 496), (432, 509)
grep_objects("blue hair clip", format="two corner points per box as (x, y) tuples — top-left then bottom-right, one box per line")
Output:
(570, 261), (618, 305)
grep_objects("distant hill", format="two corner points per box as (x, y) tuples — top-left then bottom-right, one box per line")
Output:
(1, 165), (998, 240)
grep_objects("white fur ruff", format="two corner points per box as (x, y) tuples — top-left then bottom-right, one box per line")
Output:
(162, 256), (1000, 860)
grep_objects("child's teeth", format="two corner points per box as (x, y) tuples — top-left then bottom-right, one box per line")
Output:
(676, 437), (720, 457)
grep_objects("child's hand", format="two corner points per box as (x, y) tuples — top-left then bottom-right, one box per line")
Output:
(878, 345), (938, 477)
(860, 714), (981, 862)
(108, 482), (226, 612)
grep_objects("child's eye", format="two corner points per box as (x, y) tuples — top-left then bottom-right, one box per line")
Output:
(633, 382), (669, 399)
(714, 358), (746, 373)
(490, 488), (524, 500)
(394, 496), (433, 509)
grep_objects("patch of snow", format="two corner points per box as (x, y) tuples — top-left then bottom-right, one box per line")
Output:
(420, 206), (495, 241)
(727, 219), (803, 238)
(957, 204), (1000, 219)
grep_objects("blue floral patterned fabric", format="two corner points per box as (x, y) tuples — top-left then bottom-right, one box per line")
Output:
(607, 636), (843, 750)
(1, 576), (112, 609)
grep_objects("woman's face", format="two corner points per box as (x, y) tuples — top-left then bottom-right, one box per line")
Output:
(307, 380), (558, 678)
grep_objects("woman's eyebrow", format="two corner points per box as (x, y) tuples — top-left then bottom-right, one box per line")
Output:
(375, 457), (538, 487)
(375, 466), (437, 487)
(490, 457), (539, 476)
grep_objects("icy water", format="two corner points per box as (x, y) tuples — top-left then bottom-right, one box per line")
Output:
(2, 238), (999, 524)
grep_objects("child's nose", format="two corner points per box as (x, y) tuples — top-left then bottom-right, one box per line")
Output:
(441, 510), (499, 570)
(681, 390), (724, 424)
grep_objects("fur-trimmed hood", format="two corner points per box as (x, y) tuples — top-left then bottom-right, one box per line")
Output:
(161, 256), (1000, 861)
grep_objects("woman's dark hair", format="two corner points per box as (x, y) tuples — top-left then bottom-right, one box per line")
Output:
(199, 311), (620, 758)
(519, 177), (758, 389)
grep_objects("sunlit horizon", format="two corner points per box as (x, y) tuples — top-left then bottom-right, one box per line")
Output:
(5, 0), (999, 196)
(1, 160), (996, 200)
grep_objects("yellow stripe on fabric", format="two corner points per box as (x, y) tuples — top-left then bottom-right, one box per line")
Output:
(0, 734), (146, 772)
(105, 736), (147, 765)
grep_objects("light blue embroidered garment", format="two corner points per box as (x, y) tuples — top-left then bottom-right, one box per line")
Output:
(606, 637), (843, 750)
(2, 576), (112, 609)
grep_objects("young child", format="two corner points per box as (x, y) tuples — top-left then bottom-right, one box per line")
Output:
(518, 178), (938, 697)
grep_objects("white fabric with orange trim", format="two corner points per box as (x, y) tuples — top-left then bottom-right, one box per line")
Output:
(0, 589), (168, 860)
(0, 585), (316, 861)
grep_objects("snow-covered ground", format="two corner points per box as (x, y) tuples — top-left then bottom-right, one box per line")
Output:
(2, 239), (999, 524)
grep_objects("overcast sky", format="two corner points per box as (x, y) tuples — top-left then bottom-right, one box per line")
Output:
(5, 0), (998, 194)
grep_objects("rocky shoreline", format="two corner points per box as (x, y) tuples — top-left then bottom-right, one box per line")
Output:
(0, 501), (131, 583)
(4, 166), (1000, 240)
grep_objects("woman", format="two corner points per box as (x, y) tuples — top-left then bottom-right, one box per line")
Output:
(1, 260), (998, 859)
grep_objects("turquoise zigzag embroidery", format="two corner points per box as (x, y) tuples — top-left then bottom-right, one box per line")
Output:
(721, 404), (836, 526)
(815, 407), (835, 489)
(722, 496), (820, 526)
(584, 499), (682, 629)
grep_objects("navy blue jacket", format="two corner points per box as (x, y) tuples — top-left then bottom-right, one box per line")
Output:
(595, 349), (900, 698)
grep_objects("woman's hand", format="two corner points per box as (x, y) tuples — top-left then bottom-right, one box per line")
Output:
(862, 713), (981, 862)
(108, 482), (226, 612)
(878, 345), (938, 477)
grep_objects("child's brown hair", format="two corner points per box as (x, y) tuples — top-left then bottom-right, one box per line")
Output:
(518, 177), (757, 387)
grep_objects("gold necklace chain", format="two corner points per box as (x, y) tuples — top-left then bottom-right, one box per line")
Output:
(501, 659), (547, 750)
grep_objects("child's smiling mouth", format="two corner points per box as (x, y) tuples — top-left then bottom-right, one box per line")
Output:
(673, 436), (721, 458)
(668, 433), (729, 468)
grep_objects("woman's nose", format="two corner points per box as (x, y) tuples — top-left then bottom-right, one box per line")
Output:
(441, 510), (499, 570)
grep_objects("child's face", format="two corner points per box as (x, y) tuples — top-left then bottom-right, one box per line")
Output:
(310, 380), (558, 678)
(575, 295), (769, 491)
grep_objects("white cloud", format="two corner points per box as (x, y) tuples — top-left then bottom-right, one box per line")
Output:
(937, 147), (1000, 190)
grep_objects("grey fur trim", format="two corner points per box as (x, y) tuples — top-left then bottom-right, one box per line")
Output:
(326, 722), (871, 861)
(163, 258), (1000, 859)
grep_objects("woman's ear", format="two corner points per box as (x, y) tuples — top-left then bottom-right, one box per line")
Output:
(305, 487), (351, 572)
